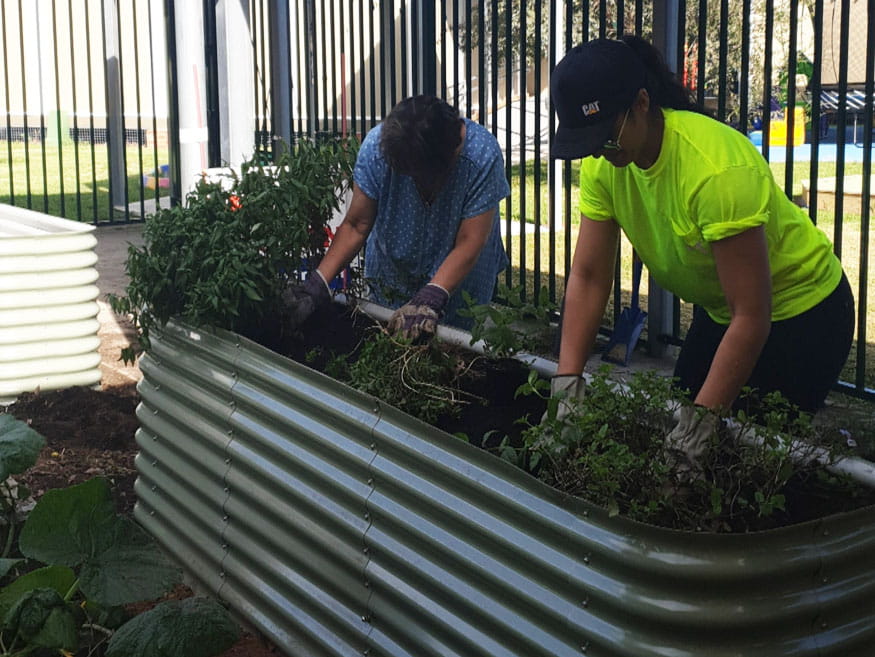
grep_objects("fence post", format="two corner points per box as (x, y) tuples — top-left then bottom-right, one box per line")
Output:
(646, 0), (681, 358)
(102, 0), (127, 214)
(216, 0), (256, 164)
(165, 0), (209, 195)
(414, 0), (437, 96)
(267, 0), (292, 150)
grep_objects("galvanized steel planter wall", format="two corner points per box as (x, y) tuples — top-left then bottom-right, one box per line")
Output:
(0, 205), (101, 402)
(135, 320), (875, 657)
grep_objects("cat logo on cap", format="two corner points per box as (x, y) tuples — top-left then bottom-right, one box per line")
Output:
(581, 101), (601, 117)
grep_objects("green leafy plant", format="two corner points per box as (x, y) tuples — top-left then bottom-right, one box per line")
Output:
(109, 136), (358, 362)
(458, 284), (557, 358)
(0, 415), (238, 657)
(516, 366), (868, 531)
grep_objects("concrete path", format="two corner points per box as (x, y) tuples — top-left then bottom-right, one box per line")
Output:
(93, 223), (145, 388)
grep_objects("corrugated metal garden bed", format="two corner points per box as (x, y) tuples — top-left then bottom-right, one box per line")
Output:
(133, 315), (875, 657)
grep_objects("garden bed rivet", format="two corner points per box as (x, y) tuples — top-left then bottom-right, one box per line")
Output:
(364, 513), (370, 520)
(367, 478), (373, 486)
(369, 443), (376, 450)
(363, 547), (369, 554)
(361, 615), (370, 623)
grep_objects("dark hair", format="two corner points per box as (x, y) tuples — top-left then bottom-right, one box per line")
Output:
(620, 34), (708, 115)
(380, 95), (463, 179)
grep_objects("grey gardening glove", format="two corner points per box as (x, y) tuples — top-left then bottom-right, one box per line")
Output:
(281, 270), (331, 329)
(387, 284), (450, 341)
(664, 405), (721, 480)
(546, 374), (586, 424)
(535, 374), (587, 460)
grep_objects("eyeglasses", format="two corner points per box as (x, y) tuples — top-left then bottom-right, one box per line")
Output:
(601, 108), (631, 152)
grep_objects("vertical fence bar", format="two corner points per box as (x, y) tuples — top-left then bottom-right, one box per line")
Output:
(833, 0), (851, 255)
(476, 0), (484, 125)
(517, 0), (527, 297)
(783, 0), (799, 194)
(546, 0), (556, 304)
(147, 0), (161, 211)
(502, 0), (511, 289)
(464, 0), (471, 117)
(50, 0), (67, 218)
(440, 0), (447, 98)
(331, 0), (338, 135)
(738, 0), (750, 134)
(132, 2), (147, 218)
(716, 0), (728, 122)
(1, 2), (12, 206)
(16, 0), (32, 208)
(532, 0), (542, 299)
(86, 0), (101, 218)
(489, 0), (497, 137)
(760, 0), (772, 158)
(400, 0), (408, 98)
(67, 0), (82, 220)
(854, 5), (874, 394)
(164, 0), (181, 207)
(808, 0), (823, 224)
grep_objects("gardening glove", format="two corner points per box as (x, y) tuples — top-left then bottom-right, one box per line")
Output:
(664, 405), (721, 480)
(281, 270), (331, 329)
(534, 374), (586, 461)
(387, 283), (450, 341)
(545, 374), (586, 424)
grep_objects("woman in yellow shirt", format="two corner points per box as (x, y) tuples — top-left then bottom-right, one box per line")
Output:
(549, 36), (854, 474)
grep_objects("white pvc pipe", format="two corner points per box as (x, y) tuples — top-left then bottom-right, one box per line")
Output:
(335, 295), (875, 489)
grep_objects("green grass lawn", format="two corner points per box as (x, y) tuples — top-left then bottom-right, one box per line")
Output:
(0, 141), (169, 223)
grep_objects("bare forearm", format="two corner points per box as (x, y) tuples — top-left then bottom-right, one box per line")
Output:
(694, 315), (770, 409)
(430, 244), (481, 293)
(557, 276), (612, 375)
(316, 220), (368, 282)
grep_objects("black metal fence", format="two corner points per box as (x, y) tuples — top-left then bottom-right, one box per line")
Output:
(0, 0), (168, 224)
(1, 1), (871, 400)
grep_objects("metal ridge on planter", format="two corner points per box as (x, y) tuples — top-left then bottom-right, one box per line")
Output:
(134, 319), (875, 657)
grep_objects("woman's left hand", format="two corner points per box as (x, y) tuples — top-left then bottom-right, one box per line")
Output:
(387, 284), (450, 340)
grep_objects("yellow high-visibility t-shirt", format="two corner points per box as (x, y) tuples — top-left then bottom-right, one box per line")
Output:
(578, 108), (842, 324)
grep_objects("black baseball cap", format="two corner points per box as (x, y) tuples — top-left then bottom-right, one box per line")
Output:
(551, 39), (646, 159)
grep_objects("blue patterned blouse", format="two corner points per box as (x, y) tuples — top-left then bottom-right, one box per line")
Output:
(353, 118), (510, 327)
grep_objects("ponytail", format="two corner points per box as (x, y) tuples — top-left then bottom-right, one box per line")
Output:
(620, 35), (707, 115)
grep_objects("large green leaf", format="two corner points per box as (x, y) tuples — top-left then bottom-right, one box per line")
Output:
(19, 478), (181, 606)
(19, 478), (117, 567)
(1, 587), (78, 651)
(0, 565), (77, 621)
(0, 415), (46, 481)
(106, 597), (239, 657)
(78, 517), (181, 607)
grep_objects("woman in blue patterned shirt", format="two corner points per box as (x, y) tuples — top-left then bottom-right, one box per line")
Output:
(284, 95), (511, 340)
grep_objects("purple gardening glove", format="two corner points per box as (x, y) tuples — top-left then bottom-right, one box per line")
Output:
(387, 283), (450, 341)
(281, 270), (331, 329)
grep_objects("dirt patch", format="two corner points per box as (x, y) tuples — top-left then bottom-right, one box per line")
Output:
(3, 384), (281, 657)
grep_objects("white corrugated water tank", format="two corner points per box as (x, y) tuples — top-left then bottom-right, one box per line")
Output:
(0, 204), (101, 403)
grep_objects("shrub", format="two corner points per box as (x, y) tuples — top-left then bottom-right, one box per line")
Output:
(110, 137), (358, 362)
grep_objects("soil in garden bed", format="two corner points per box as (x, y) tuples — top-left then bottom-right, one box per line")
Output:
(261, 304), (875, 533)
(270, 303), (549, 451)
